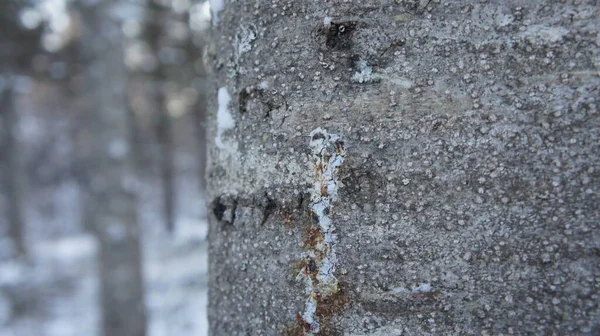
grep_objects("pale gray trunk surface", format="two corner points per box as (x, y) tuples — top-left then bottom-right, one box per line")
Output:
(76, 1), (147, 336)
(207, 1), (599, 335)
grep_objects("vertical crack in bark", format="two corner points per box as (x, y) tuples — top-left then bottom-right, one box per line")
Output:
(297, 128), (346, 335)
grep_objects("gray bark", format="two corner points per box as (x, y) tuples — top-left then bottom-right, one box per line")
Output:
(207, 1), (600, 335)
(76, 1), (147, 335)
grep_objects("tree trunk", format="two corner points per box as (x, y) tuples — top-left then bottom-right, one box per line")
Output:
(193, 84), (208, 193)
(207, 1), (599, 335)
(146, 1), (176, 233)
(76, 1), (147, 335)
(0, 81), (26, 256)
(0, 0), (43, 258)
(191, 43), (209, 194)
(157, 90), (175, 233)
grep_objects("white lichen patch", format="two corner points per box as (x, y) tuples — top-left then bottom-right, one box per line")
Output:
(258, 80), (270, 90)
(412, 283), (433, 293)
(234, 24), (257, 59)
(297, 128), (346, 335)
(215, 87), (234, 149)
(351, 59), (373, 84)
(390, 283), (434, 295)
(520, 24), (569, 44)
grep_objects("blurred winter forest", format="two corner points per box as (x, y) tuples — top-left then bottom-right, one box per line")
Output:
(0, 0), (212, 335)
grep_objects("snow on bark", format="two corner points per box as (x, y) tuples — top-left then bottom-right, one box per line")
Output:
(209, 0), (225, 26)
(214, 87), (234, 149)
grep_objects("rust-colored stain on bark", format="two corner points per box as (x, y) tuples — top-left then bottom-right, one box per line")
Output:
(314, 286), (350, 335)
(305, 226), (325, 247)
(281, 286), (349, 336)
(289, 128), (347, 335)
(315, 286), (349, 318)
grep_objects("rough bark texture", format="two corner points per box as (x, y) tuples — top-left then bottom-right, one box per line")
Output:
(76, 1), (147, 335)
(207, 1), (599, 335)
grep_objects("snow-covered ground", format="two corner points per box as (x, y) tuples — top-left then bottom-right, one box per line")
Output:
(0, 158), (208, 336)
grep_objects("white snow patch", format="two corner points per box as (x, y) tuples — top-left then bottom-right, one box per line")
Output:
(145, 245), (208, 283)
(215, 87), (234, 149)
(209, 0), (225, 25)
(33, 235), (97, 263)
(189, 1), (212, 32)
(323, 16), (333, 27)
(351, 60), (373, 84)
(174, 217), (208, 242)
(3, 168), (207, 335)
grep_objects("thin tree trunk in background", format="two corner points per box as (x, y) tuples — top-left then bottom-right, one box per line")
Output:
(126, 91), (142, 181)
(189, 39), (208, 194)
(0, 0), (37, 258)
(157, 101), (175, 232)
(0, 82), (26, 256)
(207, 1), (600, 335)
(184, 5), (209, 193)
(76, 1), (146, 335)
(146, 2), (176, 233)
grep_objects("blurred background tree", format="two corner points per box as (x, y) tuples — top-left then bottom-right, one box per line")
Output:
(0, 0), (211, 335)
(0, 0), (44, 258)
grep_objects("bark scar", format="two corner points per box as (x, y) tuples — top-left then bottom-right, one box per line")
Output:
(296, 128), (346, 335)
